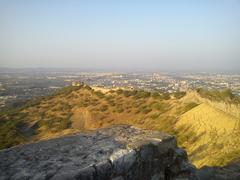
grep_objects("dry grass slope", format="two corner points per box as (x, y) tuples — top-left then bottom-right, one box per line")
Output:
(0, 85), (239, 168)
(176, 103), (240, 168)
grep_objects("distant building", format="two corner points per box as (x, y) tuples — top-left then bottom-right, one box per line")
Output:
(72, 81), (84, 87)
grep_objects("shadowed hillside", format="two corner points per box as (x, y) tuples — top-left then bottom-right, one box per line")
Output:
(0, 85), (239, 168)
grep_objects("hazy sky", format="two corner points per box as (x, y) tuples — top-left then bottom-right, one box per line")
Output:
(0, 0), (240, 72)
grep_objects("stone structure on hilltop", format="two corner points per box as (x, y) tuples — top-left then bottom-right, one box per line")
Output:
(0, 125), (197, 180)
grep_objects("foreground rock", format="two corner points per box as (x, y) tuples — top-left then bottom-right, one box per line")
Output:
(0, 125), (197, 180)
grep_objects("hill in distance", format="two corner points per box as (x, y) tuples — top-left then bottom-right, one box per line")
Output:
(0, 85), (239, 168)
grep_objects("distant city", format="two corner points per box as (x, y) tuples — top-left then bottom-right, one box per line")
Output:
(0, 68), (240, 109)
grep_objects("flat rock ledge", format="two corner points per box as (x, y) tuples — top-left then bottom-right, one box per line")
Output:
(0, 125), (197, 180)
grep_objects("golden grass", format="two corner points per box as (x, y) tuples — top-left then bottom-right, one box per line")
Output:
(176, 103), (240, 167)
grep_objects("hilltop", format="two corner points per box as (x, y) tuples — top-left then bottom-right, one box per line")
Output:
(0, 85), (239, 168)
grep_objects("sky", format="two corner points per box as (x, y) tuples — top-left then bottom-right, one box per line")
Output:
(0, 0), (240, 72)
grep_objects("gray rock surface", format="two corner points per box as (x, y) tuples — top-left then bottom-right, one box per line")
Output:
(0, 125), (197, 180)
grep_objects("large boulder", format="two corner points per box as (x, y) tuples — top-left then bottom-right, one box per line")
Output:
(0, 125), (197, 180)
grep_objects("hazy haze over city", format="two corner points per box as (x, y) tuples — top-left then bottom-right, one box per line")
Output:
(0, 0), (240, 72)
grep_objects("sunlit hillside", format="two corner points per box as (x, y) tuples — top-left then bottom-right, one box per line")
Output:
(0, 85), (239, 168)
(176, 103), (240, 167)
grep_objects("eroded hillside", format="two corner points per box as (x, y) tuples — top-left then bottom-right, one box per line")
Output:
(0, 85), (239, 168)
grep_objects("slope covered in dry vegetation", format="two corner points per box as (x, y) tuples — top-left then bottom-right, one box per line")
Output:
(0, 85), (239, 168)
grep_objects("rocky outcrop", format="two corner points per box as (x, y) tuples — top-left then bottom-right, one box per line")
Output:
(0, 125), (197, 180)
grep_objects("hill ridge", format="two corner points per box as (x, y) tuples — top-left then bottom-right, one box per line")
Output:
(0, 85), (239, 168)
